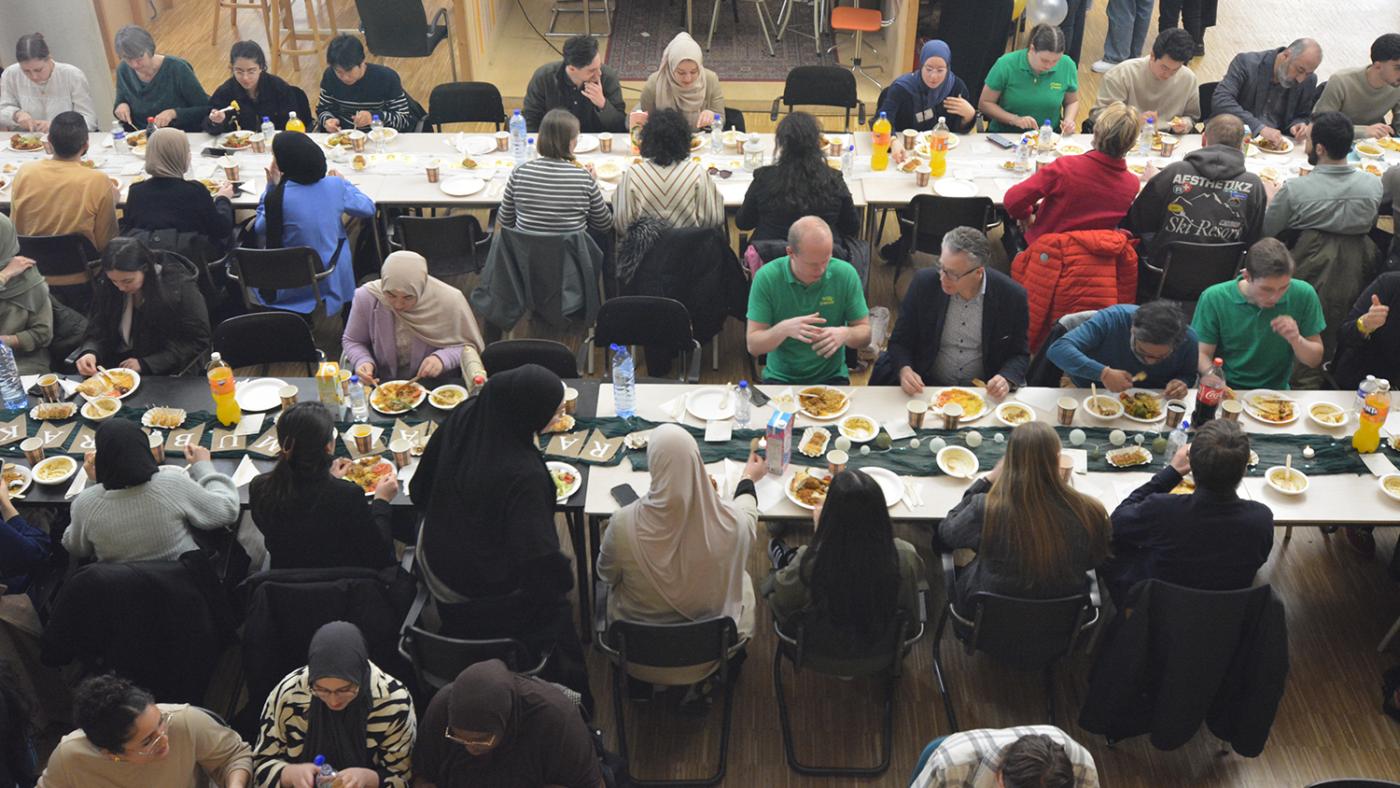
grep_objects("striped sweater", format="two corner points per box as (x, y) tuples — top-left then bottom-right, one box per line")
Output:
(253, 661), (416, 788)
(314, 63), (419, 132)
(612, 159), (725, 235)
(498, 157), (613, 234)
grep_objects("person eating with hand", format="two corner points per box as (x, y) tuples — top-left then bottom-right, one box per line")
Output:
(0, 33), (98, 132)
(111, 25), (209, 132)
(871, 226), (1028, 400)
(314, 34), (420, 133)
(1046, 301), (1198, 400)
(203, 40), (310, 134)
(1090, 28), (1200, 133)
(1211, 38), (1322, 148)
(978, 23), (1080, 136)
(1313, 33), (1400, 140)
(881, 39), (976, 147)
(523, 35), (626, 134)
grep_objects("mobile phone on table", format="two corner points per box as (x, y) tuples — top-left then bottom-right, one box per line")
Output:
(610, 484), (640, 507)
(747, 385), (771, 408)
(986, 134), (1016, 149)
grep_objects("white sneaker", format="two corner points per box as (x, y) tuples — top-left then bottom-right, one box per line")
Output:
(1091, 59), (1114, 73)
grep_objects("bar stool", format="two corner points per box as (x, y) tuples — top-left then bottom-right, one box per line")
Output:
(267, 0), (342, 72)
(830, 2), (883, 86)
(547, 0), (612, 37)
(776, 0), (827, 55)
(707, 0), (779, 56)
(211, 0), (273, 47)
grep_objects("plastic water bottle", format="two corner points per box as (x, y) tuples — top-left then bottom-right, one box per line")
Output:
(841, 144), (854, 174)
(734, 380), (751, 427)
(1139, 115), (1155, 158)
(1355, 374), (1379, 416)
(1015, 134), (1032, 172)
(370, 113), (384, 151)
(711, 113), (724, 153)
(312, 755), (337, 788)
(509, 109), (528, 164)
(1165, 419), (1190, 464)
(0, 346), (25, 411)
(526, 137), (537, 160)
(610, 344), (635, 419)
(347, 375), (369, 423)
(260, 115), (275, 138)
(1038, 118), (1054, 152)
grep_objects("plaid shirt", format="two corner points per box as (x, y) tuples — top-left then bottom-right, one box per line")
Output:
(911, 726), (1099, 788)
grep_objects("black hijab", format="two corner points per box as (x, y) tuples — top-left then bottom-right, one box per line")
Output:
(302, 621), (374, 771)
(94, 420), (158, 490)
(265, 131), (327, 249)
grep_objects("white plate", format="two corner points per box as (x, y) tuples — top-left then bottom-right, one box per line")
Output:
(347, 455), (397, 496)
(784, 467), (831, 510)
(994, 401), (1036, 427)
(595, 161), (624, 181)
(235, 377), (288, 412)
(78, 369), (141, 402)
(573, 134), (600, 153)
(1305, 401), (1348, 429)
(1118, 389), (1167, 424)
(428, 384), (468, 410)
(1354, 141), (1386, 159)
(937, 445), (979, 478)
(31, 455), (77, 486)
(1241, 390), (1299, 426)
(7, 134), (45, 153)
(370, 380), (428, 415)
(2, 463), (31, 497)
(836, 414), (879, 443)
(860, 466), (904, 508)
(1265, 466), (1308, 495)
(1105, 445), (1152, 468)
(464, 137), (496, 156)
(439, 177), (485, 197)
(934, 179), (977, 198)
(1252, 136), (1293, 155)
(80, 398), (121, 421)
(217, 132), (256, 150)
(1082, 394), (1124, 420)
(797, 386), (850, 421)
(547, 460), (582, 502)
(368, 127), (398, 144)
(1379, 473), (1400, 502)
(685, 388), (735, 422)
(931, 387), (987, 422)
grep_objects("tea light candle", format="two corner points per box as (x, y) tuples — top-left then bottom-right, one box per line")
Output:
(1133, 433), (1145, 446)
(993, 433), (1005, 443)
(910, 438), (921, 449)
(859, 445), (871, 456)
(1302, 445), (1315, 459)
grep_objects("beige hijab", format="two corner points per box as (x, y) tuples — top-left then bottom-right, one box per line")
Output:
(144, 127), (189, 179)
(652, 32), (709, 127)
(630, 424), (751, 622)
(364, 251), (485, 350)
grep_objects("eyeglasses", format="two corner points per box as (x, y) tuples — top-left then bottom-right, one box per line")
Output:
(232, 66), (262, 77)
(131, 711), (172, 756)
(936, 264), (981, 282)
(706, 166), (732, 179)
(1130, 336), (1172, 365)
(444, 726), (497, 749)
(310, 683), (360, 701)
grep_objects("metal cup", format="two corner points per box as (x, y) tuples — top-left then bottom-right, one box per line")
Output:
(20, 437), (43, 466)
(1165, 400), (1187, 428)
(389, 438), (413, 469)
(906, 400), (927, 429)
(425, 161), (440, 183)
(149, 431), (165, 463)
(42, 137), (53, 155)
(351, 424), (374, 455)
(278, 384), (299, 412)
(598, 132), (613, 152)
(495, 131), (510, 151)
(37, 374), (62, 402)
(1298, 163), (1314, 176)
(564, 386), (579, 415)
(902, 129), (917, 150)
(826, 449), (848, 476)
(1159, 137), (1178, 156)
(1058, 453), (1074, 482)
(940, 402), (963, 430)
(1220, 399), (1243, 422)
(1056, 396), (1078, 426)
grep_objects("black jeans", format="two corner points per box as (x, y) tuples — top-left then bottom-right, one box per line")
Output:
(1158, 0), (1204, 47)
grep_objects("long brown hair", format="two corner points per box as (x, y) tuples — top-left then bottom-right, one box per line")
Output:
(983, 422), (1109, 584)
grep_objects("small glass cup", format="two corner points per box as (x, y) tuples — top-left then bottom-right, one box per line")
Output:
(1165, 400), (1187, 428)
(389, 438), (413, 469)
(425, 159), (440, 183)
(906, 400), (928, 429)
(495, 131), (510, 151)
(1056, 396), (1078, 426)
(826, 449), (848, 476)
(1220, 399), (1243, 421)
(598, 131), (613, 152)
(350, 424), (374, 455)
(349, 130), (367, 152)
(149, 431), (165, 463)
(940, 402), (963, 430)
(563, 386), (579, 415)
(20, 437), (43, 466)
(278, 384), (299, 412)
(37, 374), (62, 402)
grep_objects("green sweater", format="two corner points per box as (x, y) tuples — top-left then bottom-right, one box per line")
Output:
(114, 55), (210, 132)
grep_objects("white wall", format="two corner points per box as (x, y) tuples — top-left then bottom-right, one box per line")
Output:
(0, 0), (119, 125)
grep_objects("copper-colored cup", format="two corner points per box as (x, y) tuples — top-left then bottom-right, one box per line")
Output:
(1298, 163), (1314, 176)
(563, 386), (579, 415)
(826, 449), (848, 476)
(389, 438), (412, 469)
(1165, 400), (1187, 428)
(149, 431), (166, 463)
(902, 129), (917, 150)
(940, 402), (963, 430)
(828, 140), (843, 157)
(495, 131), (509, 151)
(20, 437), (43, 466)
(222, 163), (239, 182)
(37, 374), (62, 403)
(350, 131), (367, 152)
(42, 138), (53, 155)
(1058, 453), (1074, 482)
(278, 384), (299, 412)
(906, 400), (927, 430)
(1056, 396), (1078, 426)
(351, 424), (374, 455)
(250, 134), (266, 153)
(1160, 138), (1178, 156)
(915, 167), (931, 188)
(425, 161), (440, 183)
(1220, 399), (1243, 422)
(598, 132), (614, 153)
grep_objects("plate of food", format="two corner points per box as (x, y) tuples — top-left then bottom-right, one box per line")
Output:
(235, 378), (288, 412)
(1127, 162), (1147, 175)
(1379, 473), (1400, 502)
(1265, 465), (1308, 495)
(1118, 389), (1165, 423)
(798, 427), (830, 458)
(595, 160), (623, 180)
(797, 386), (850, 420)
(350, 153), (370, 171)
(1252, 136), (1293, 155)
(785, 467), (831, 510)
(543, 412), (575, 433)
(1357, 161), (1386, 177)
(689, 135), (706, 151)
(1306, 401), (1348, 428)
(439, 177), (485, 197)
(2, 463), (31, 497)
(125, 128), (148, 148)
(429, 384), (468, 410)
(31, 455), (77, 486)
(8, 133), (44, 152)
(685, 388), (736, 422)
(77, 369), (140, 401)
(218, 131), (255, 149)
(367, 127), (397, 145)
(142, 406), (186, 429)
(937, 445), (979, 478)
(1082, 394), (1124, 420)
(80, 397), (121, 421)
(897, 157), (923, 173)
(914, 131), (960, 156)
(1354, 141), (1385, 159)
(346, 455), (396, 496)
(1259, 165), (1284, 185)
(323, 131), (354, 148)
(29, 402), (75, 421)
(1242, 391), (1297, 425)
(1105, 445), (1152, 468)
(1170, 475), (1196, 495)
(995, 401), (1036, 426)
(1057, 143), (1084, 155)
(370, 380), (427, 415)
(860, 466), (905, 508)
(837, 414), (878, 443)
(573, 134), (599, 153)
(932, 387), (987, 422)
(547, 460), (581, 502)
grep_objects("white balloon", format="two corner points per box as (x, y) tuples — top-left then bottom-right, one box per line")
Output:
(1026, 0), (1068, 27)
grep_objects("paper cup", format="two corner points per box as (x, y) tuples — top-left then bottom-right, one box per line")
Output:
(149, 431), (165, 463)
(278, 384), (299, 412)
(902, 129), (917, 150)
(598, 132), (613, 152)
(564, 386), (579, 414)
(495, 131), (510, 151)
(426, 160), (440, 183)
(349, 130), (367, 152)
(906, 400), (928, 429)
(1056, 396), (1078, 426)
(1298, 163), (1313, 176)
(250, 133), (266, 153)
(915, 166), (931, 187)
(826, 449), (848, 476)
(828, 139), (843, 157)
(1165, 400), (1187, 428)
(351, 423), (374, 454)
(389, 438), (413, 469)
(1159, 136), (1178, 156)
(38, 374), (62, 402)
(940, 402), (963, 430)
(1220, 399), (1243, 421)
(20, 437), (43, 465)
(222, 161), (239, 181)
(1058, 453), (1074, 482)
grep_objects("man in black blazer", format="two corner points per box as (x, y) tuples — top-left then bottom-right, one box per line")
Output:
(871, 226), (1029, 398)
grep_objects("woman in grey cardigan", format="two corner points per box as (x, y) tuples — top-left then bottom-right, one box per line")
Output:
(0, 214), (53, 374)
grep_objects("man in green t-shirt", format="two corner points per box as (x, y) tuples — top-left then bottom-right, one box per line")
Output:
(978, 24), (1080, 135)
(746, 216), (871, 384)
(1191, 238), (1325, 390)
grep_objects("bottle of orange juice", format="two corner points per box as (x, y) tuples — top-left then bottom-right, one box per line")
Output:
(1352, 379), (1391, 453)
(207, 352), (242, 426)
(285, 111), (305, 133)
(929, 115), (950, 178)
(871, 111), (892, 171)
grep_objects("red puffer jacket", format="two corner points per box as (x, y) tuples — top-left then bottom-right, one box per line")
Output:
(1013, 229), (1139, 352)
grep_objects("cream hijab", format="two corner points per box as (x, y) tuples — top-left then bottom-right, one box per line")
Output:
(364, 251), (485, 350)
(652, 32), (709, 127)
(630, 424), (751, 622)
(144, 127), (189, 179)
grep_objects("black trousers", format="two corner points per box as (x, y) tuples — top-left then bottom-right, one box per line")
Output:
(1158, 0), (1204, 47)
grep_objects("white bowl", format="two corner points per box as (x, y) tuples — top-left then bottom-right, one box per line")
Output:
(1265, 466), (1309, 495)
(1082, 394), (1123, 420)
(1305, 401), (1348, 429)
(1354, 142), (1385, 159)
(936, 445), (979, 479)
(1379, 473), (1400, 503)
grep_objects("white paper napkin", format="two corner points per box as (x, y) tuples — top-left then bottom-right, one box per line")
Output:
(231, 455), (259, 488)
(64, 468), (87, 499)
(396, 461), (417, 489)
(1061, 448), (1089, 474)
(754, 474), (784, 511)
(704, 420), (732, 443)
(721, 459), (739, 499)
(657, 394), (686, 423)
(1360, 452), (1399, 478)
(234, 413), (264, 436)
(883, 419), (915, 440)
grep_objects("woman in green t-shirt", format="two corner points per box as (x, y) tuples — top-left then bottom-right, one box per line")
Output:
(977, 24), (1080, 135)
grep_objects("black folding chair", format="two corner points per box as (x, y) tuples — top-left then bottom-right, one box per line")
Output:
(932, 553), (1101, 731)
(1142, 240), (1246, 315)
(580, 296), (701, 382)
(226, 245), (339, 315)
(769, 66), (866, 131)
(396, 214), (490, 278)
(722, 106), (747, 134)
(1199, 80), (1218, 123)
(1305, 781), (1400, 788)
(425, 82), (507, 131)
(211, 313), (320, 373)
(481, 338), (579, 378)
(353, 0), (457, 81)
(17, 233), (98, 314)
(595, 614), (739, 786)
(891, 195), (998, 282)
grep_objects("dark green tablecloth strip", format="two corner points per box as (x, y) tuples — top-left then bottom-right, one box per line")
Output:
(573, 416), (1373, 477)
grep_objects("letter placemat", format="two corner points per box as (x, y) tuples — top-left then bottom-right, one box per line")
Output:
(0, 416), (25, 447)
(68, 426), (97, 454)
(210, 429), (248, 454)
(544, 431), (588, 459)
(36, 422), (74, 451)
(580, 429), (623, 464)
(165, 425), (205, 454)
(246, 427), (282, 458)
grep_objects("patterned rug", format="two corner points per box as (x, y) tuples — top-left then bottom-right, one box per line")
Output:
(604, 0), (838, 82)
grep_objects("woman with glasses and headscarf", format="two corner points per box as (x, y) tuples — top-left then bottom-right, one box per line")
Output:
(203, 40), (309, 135)
(253, 621), (415, 788)
(38, 674), (252, 787)
(63, 420), (239, 564)
(880, 40), (976, 139)
(121, 128), (234, 247)
(412, 659), (602, 788)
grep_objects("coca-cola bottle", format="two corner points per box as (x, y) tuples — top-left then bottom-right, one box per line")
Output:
(1192, 357), (1226, 426)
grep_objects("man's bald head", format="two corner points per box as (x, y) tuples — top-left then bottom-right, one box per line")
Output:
(1203, 113), (1246, 149)
(1276, 38), (1322, 87)
(787, 216), (833, 254)
(785, 216), (835, 285)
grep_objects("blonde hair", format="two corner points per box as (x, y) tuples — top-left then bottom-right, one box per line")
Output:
(1092, 101), (1142, 159)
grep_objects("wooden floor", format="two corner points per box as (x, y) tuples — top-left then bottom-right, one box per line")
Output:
(134, 1), (1400, 785)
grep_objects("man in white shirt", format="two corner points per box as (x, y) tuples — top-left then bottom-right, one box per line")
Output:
(911, 725), (1099, 788)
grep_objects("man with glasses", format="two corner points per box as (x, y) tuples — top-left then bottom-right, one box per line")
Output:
(746, 216), (870, 385)
(1046, 300), (1198, 398)
(872, 226), (1028, 399)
